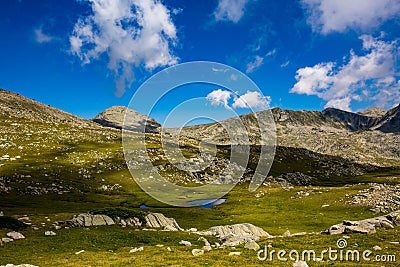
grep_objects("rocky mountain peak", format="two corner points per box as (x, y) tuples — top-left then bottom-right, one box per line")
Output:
(92, 106), (160, 133)
(358, 107), (387, 118)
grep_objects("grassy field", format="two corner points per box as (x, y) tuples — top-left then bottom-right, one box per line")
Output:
(1, 120), (400, 266)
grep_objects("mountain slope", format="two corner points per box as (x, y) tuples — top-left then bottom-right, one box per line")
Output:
(0, 89), (97, 127)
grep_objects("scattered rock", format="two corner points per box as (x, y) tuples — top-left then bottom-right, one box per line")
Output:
(244, 240), (260, 251)
(179, 240), (192, 246)
(75, 250), (85, 255)
(1, 237), (14, 243)
(6, 232), (25, 240)
(324, 210), (400, 235)
(0, 211), (3, 216)
(228, 252), (241, 256)
(44, 231), (56, 236)
(191, 249), (204, 256)
(167, 247), (172, 252)
(129, 247), (144, 253)
(373, 245), (382, 251)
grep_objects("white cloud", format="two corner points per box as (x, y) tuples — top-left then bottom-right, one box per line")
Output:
(206, 89), (232, 110)
(246, 55), (264, 73)
(301, 0), (400, 34)
(214, 0), (250, 23)
(281, 60), (290, 68)
(290, 35), (399, 111)
(206, 89), (271, 110)
(34, 27), (54, 43)
(69, 0), (178, 97)
(232, 91), (271, 109)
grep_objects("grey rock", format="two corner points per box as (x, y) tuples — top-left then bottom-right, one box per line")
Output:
(64, 213), (115, 227)
(145, 213), (182, 231)
(44, 231), (56, 236)
(191, 249), (204, 256)
(179, 240), (192, 246)
(1, 237), (14, 243)
(198, 223), (271, 247)
(6, 232), (25, 240)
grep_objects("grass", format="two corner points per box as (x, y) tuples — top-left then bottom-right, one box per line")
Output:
(1, 119), (400, 266)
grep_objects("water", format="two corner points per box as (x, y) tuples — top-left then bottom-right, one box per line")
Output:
(140, 198), (226, 209)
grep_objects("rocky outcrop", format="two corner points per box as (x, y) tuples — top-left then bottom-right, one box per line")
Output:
(324, 210), (400, 235)
(145, 213), (183, 231)
(93, 106), (160, 133)
(62, 213), (115, 227)
(198, 223), (271, 247)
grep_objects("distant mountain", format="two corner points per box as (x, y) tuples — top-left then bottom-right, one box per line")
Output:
(178, 105), (400, 167)
(93, 106), (160, 133)
(0, 88), (96, 127)
(374, 105), (400, 133)
(358, 107), (387, 118)
(321, 108), (379, 131)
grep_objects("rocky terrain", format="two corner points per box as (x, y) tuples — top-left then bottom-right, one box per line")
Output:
(1, 88), (400, 266)
(179, 105), (400, 167)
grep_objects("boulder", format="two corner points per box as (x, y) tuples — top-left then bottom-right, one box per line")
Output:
(145, 213), (182, 231)
(191, 249), (204, 256)
(179, 240), (192, 246)
(325, 210), (400, 235)
(66, 214), (115, 227)
(198, 223), (271, 247)
(6, 232), (25, 240)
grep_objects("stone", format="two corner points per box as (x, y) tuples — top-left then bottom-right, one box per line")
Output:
(44, 231), (56, 236)
(179, 240), (192, 246)
(0, 265), (38, 267)
(1, 237), (14, 243)
(244, 240), (260, 251)
(373, 245), (382, 251)
(293, 261), (309, 267)
(129, 247), (144, 253)
(66, 214), (115, 227)
(0, 211), (3, 216)
(187, 228), (197, 232)
(145, 213), (182, 231)
(202, 245), (212, 252)
(283, 230), (291, 237)
(6, 232), (25, 240)
(191, 249), (204, 256)
(199, 223), (271, 247)
(75, 250), (85, 255)
(228, 252), (241, 256)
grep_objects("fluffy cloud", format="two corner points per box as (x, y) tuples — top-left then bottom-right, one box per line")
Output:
(206, 89), (233, 110)
(206, 89), (271, 110)
(301, 0), (400, 34)
(34, 27), (54, 43)
(290, 35), (399, 111)
(232, 91), (271, 109)
(214, 0), (250, 23)
(70, 0), (178, 97)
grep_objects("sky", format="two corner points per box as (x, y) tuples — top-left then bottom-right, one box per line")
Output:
(0, 0), (399, 126)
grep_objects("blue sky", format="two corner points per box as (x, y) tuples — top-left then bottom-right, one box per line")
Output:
(0, 0), (399, 126)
